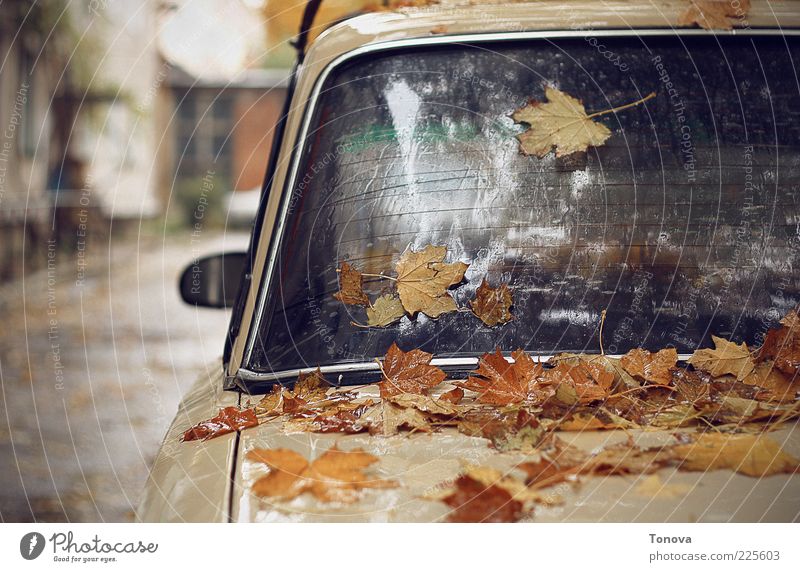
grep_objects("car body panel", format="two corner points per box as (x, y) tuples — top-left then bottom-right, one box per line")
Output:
(137, 365), (239, 522)
(233, 386), (800, 522)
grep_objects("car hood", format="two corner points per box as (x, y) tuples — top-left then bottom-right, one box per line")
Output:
(232, 385), (800, 523)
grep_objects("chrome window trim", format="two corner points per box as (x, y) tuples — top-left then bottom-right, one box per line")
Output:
(236, 27), (800, 380)
(236, 354), (696, 384)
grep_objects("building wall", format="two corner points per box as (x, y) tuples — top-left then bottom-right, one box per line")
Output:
(232, 88), (287, 192)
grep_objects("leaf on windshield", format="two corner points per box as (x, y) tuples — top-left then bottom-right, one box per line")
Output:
(366, 294), (405, 327)
(247, 445), (396, 503)
(688, 335), (755, 381)
(469, 279), (513, 326)
(334, 262), (369, 306)
(394, 244), (468, 318)
(377, 342), (446, 398)
(460, 348), (544, 406)
(181, 406), (258, 442)
(620, 348), (678, 385)
(512, 87), (654, 158)
(677, 0), (750, 30)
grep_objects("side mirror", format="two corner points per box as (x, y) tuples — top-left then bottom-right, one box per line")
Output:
(179, 252), (247, 308)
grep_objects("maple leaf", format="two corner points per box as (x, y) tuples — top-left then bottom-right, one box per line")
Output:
(247, 445), (395, 503)
(281, 368), (332, 414)
(334, 262), (369, 306)
(441, 475), (524, 523)
(460, 348), (543, 406)
(512, 86), (654, 157)
(394, 244), (468, 318)
(377, 342), (446, 398)
(678, 0), (750, 30)
(669, 433), (799, 477)
(688, 335), (755, 381)
(620, 348), (678, 385)
(757, 309), (800, 376)
(545, 359), (614, 404)
(459, 409), (544, 452)
(469, 279), (513, 326)
(366, 294), (405, 327)
(439, 387), (464, 404)
(743, 362), (799, 402)
(182, 406), (258, 441)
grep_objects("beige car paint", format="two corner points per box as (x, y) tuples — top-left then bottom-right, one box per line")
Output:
(137, 364), (239, 522)
(140, 1), (800, 521)
(232, 386), (800, 523)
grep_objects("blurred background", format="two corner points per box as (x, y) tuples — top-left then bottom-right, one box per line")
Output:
(0, 0), (385, 522)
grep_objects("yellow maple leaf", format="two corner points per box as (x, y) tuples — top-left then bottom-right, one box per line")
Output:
(512, 86), (655, 157)
(394, 244), (468, 317)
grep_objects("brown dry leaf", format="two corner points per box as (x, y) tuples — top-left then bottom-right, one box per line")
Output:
(554, 410), (635, 432)
(366, 294), (405, 327)
(378, 342), (446, 398)
(334, 262), (369, 306)
(757, 309), (800, 376)
(458, 409), (544, 453)
(439, 387), (464, 404)
(744, 362), (799, 402)
(545, 360), (614, 404)
(281, 368), (332, 414)
(182, 406), (258, 442)
(394, 244), (468, 318)
(688, 335), (755, 381)
(248, 445), (396, 503)
(469, 280), (513, 326)
(669, 433), (799, 477)
(254, 385), (284, 417)
(677, 0), (750, 30)
(460, 348), (544, 406)
(441, 475), (525, 523)
(283, 401), (373, 434)
(620, 348), (678, 385)
(518, 437), (588, 488)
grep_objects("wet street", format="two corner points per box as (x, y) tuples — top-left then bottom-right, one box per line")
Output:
(0, 230), (248, 522)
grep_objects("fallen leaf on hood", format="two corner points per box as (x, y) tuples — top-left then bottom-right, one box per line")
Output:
(458, 409), (544, 452)
(281, 368), (333, 414)
(247, 445), (396, 503)
(677, 0), (750, 30)
(469, 279), (513, 326)
(743, 362), (799, 402)
(620, 348), (678, 385)
(254, 385), (284, 417)
(394, 244), (468, 318)
(366, 294), (405, 327)
(441, 474), (524, 522)
(182, 406), (258, 441)
(757, 309), (800, 376)
(669, 433), (799, 477)
(634, 474), (692, 499)
(688, 336), (755, 381)
(378, 343), (446, 398)
(512, 86), (654, 157)
(334, 262), (369, 306)
(545, 360), (614, 403)
(439, 387), (464, 404)
(460, 348), (544, 405)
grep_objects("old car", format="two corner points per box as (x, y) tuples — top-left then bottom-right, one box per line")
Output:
(138, 0), (800, 522)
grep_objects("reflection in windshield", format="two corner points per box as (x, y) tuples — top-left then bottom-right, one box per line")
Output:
(249, 36), (800, 377)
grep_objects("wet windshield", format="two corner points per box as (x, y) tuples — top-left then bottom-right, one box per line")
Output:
(248, 35), (800, 377)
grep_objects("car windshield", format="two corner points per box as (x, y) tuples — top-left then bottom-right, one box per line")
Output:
(247, 34), (800, 378)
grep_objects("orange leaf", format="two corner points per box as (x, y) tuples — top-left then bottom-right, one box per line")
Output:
(442, 475), (524, 523)
(469, 279), (513, 326)
(677, 0), (750, 30)
(620, 348), (678, 385)
(378, 342), (446, 398)
(334, 262), (369, 306)
(182, 406), (258, 442)
(461, 348), (543, 406)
